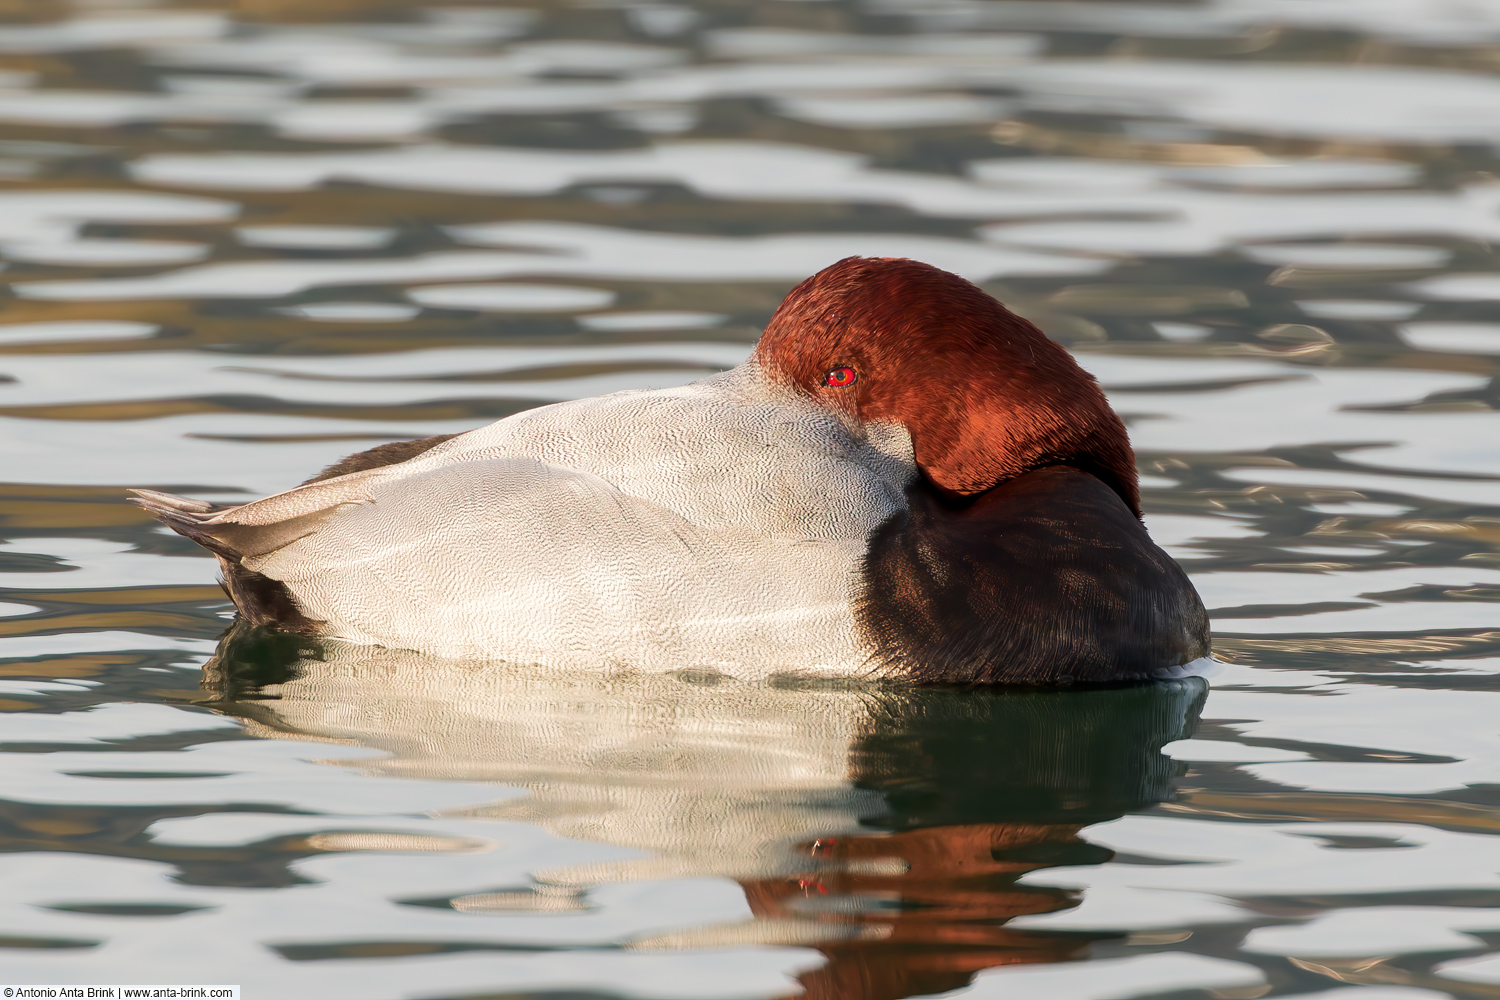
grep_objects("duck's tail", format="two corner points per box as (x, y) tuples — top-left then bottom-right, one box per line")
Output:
(130, 488), (327, 634)
(131, 488), (233, 555)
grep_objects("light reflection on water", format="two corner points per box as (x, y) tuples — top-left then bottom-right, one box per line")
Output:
(0, 0), (1499, 997)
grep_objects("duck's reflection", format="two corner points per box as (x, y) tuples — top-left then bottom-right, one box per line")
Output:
(203, 627), (1205, 1000)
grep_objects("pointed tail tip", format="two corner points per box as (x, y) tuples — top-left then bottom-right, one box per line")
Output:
(129, 490), (223, 540)
(129, 488), (216, 518)
(131, 489), (243, 564)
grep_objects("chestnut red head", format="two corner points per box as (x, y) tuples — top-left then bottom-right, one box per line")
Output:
(754, 256), (1140, 515)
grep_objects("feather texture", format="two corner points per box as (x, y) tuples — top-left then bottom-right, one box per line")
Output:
(137, 365), (917, 674)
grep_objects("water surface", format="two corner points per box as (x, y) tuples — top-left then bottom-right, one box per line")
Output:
(2, 0), (1500, 997)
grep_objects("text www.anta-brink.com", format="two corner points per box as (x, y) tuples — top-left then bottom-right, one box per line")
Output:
(5, 987), (239, 999)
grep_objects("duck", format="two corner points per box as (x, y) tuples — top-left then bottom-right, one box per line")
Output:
(135, 256), (1209, 684)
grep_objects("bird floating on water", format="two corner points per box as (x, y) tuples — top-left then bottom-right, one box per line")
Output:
(136, 257), (1209, 683)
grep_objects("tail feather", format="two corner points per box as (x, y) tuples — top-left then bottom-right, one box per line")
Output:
(132, 488), (217, 515)
(130, 489), (238, 559)
(130, 488), (326, 634)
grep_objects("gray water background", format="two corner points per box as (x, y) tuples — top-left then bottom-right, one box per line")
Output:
(2, 0), (1500, 997)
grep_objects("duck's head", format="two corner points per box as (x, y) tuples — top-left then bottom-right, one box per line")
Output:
(754, 256), (1139, 516)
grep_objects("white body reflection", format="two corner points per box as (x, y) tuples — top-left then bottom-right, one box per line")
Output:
(206, 628), (1206, 1000)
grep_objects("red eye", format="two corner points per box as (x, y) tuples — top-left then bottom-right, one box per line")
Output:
(823, 366), (857, 388)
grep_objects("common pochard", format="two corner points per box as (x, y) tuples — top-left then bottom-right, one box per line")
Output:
(136, 257), (1209, 683)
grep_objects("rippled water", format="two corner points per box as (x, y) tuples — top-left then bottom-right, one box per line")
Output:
(2, 0), (1500, 997)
